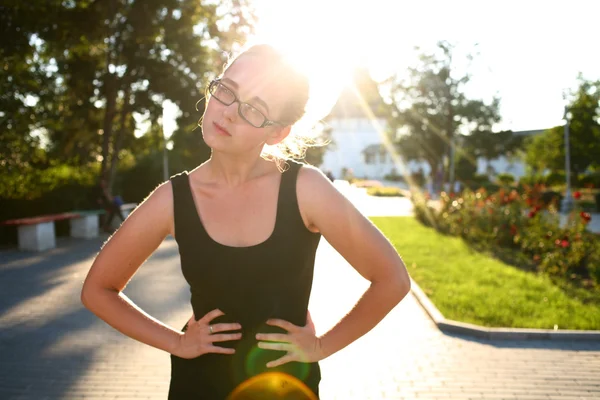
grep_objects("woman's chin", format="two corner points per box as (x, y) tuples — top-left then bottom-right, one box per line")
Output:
(202, 132), (230, 150)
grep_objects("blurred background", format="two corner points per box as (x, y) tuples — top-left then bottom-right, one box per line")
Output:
(1, 0), (599, 246)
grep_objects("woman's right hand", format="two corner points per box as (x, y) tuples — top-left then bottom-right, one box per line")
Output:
(174, 309), (242, 359)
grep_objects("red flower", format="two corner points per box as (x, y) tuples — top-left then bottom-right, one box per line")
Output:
(555, 239), (561, 247)
(510, 225), (518, 236)
(561, 240), (569, 248)
(580, 212), (592, 224)
(573, 191), (582, 200)
(528, 210), (537, 218)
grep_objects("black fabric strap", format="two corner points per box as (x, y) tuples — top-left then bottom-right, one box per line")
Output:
(169, 171), (193, 241)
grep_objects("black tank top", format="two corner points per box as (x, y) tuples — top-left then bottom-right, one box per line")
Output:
(168, 160), (322, 399)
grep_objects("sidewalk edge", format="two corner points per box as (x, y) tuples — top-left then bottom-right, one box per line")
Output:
(409, 277), (600, 341)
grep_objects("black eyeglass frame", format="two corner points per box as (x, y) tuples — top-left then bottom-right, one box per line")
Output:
(208, 79), (285, 128)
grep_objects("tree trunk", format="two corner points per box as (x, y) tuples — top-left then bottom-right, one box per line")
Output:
(100, 72), (117, 189)
(108, 85), (131, 195)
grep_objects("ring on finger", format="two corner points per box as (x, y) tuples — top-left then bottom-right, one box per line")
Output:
(209, 325), (213, 334)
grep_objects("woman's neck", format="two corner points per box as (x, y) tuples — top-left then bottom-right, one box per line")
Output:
(201, 152), (274, 187)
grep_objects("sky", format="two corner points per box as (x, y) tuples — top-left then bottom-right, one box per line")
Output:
(247, 0), (600, 132)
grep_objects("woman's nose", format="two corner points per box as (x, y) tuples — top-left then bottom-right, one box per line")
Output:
(222, 101), (238, 122)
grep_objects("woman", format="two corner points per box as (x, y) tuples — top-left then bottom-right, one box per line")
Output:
(81, 44), (411, 399)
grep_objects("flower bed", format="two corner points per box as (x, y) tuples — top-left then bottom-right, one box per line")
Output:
(367, 187), (405, 197)
(412, 184), (600, 286)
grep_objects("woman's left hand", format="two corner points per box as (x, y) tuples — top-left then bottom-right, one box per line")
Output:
(256, 314), (325, 368)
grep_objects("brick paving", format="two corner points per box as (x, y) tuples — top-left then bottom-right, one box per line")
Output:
(0, 195), (599, 399)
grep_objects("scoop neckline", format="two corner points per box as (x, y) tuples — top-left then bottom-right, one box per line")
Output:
(185, 170), (285, 250)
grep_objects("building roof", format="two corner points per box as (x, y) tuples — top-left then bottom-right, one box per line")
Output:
(362, 143), (386, 155)
(511, 129), (549, 136)
(325, 68), (388, 120)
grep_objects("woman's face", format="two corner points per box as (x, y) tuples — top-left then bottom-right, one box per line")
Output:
(201, 55), (289, 155)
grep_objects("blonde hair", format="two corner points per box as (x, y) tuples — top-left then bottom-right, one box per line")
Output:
(220, 44), (327, 170)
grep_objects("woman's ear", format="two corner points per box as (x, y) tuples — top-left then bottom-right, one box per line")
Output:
(265, 125), (292, 146)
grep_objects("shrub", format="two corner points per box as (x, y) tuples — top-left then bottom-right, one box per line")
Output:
(579, 172), (600, 189)
(496, 173), (515, 185)
(410, 170), (426, 187)
(411, 184), (600, 285)
(519, 175), (545, 186)
(539, 191), (563, 208)
(367, 187), (404, 197)
(545, 171), (566, 187)
(383, 173), (405, 182)
(352, 180), (382, 188)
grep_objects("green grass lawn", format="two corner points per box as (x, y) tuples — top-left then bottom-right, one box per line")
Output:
(372, 216), (600, 330)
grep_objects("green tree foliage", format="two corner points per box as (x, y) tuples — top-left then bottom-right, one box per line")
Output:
(1, 0), (253, 195)
(524, 127), (564, 175)
(524, 76), (600, 178)
(386, 42), (501, 186)
(454, 150), (478, 182)
(0, 2), (60, 171)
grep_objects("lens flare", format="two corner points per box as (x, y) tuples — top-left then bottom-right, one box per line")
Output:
(227, 372), (317, 400)
(244, 344), (309, 380)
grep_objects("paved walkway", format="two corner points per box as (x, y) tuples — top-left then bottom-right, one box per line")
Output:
(0, 192), (599, 399)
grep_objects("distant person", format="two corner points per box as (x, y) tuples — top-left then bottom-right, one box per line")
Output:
(81, 44), (411, 399)
(325, 170), (335, 182)
(453, 180), (462, 194)
(94, 178), (125, 232)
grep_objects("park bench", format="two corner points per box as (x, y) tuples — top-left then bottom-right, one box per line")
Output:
(2, 212), (86, 252)
(1, 203), (137, 252)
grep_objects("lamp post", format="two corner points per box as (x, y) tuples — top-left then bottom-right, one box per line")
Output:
(162, 104), (169, 182)
(449, 135), (455, 192)
(560, 105), (574, 213)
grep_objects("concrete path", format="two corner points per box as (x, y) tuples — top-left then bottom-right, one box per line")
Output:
(0, 191), (599, 399)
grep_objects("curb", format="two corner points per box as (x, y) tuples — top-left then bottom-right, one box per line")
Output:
(410, 278), (600, 341)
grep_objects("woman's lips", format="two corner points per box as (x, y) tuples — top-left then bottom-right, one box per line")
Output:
(214, 122), (231, 136)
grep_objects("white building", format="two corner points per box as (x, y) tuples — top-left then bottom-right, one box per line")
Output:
(319, 69), (403, 180)
(320, 118), (397, 180)
(319, 70), (547, 182)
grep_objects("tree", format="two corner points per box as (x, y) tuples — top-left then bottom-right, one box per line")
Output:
(524, 127), (564, 176)
(0, 1), (62, 172)
(303, 124), (334, 167)
(385, 41), (501, 188)
(463, 129), (520, 175)
(524, 76), (600, 178)
(2, 0), (254, 194)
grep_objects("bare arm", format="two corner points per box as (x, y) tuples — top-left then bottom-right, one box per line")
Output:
(297, 166), (411, 359)
(81, 181), (182, 354)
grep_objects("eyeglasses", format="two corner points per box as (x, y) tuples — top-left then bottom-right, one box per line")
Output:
(208, 79), (283, 128)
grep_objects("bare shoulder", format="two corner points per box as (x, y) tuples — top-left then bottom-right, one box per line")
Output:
(134, 179), (176, 237)
(83, 179), (175, 292)
(296, 163), (360, 227)
(295, 164), (337, 232)
(296, 163), (332, 195)
(296, 163), (405, 283)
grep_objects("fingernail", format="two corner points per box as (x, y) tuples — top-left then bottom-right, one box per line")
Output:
(255, 334), (262, 339)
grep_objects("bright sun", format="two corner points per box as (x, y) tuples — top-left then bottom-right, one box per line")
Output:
(248, 0), (406, 123)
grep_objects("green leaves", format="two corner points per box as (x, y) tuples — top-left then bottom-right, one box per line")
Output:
(386, 41), (501, 183)
(524, 77), (600, 178)
(1, 0), (254, 184)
